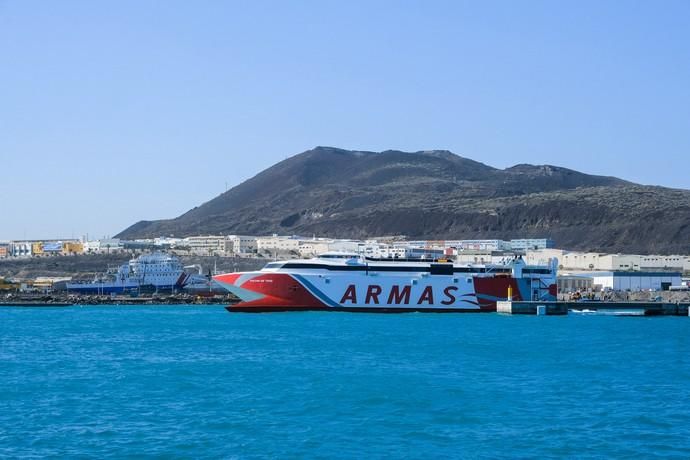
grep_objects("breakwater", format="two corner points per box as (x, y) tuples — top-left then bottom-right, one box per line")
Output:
(0, 293), (237, 307)
(498, 300), (690, 316)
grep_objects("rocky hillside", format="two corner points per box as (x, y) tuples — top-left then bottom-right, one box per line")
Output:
(117, 147), (690, 254)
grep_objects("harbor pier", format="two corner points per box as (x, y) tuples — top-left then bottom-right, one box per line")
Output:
(497, 300), (690, 316)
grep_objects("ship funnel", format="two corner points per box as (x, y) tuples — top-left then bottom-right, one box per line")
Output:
(511, 255), (526, 278)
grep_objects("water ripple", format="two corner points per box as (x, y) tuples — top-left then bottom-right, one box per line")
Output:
(1, 307), (690, 458)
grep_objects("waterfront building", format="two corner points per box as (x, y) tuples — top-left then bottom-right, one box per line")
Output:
(153, 237), (184, 248)
(578, 271), (683, 291)
(0, 243), (8, 259)
(406, 247), (445, 259)
(32, 242), (44, 256)
(226, 235), (258, 255)
(510, 238), (555, 251)
(454, 240), (511, 251)
(42, 241), (64, 254)
(33, 277), (73, 292)
(365, 235), (408, 245)
(62, 241), (84, 255)
(525, 249), (566, 266)
(357, 241), (409, 259)
(183, 235), (227, 256)
(564, 252), (609, 270)
(297, 240), (332, 257)
(557, 275), (594, 293)
(9, 242), (32, 257)
(639, 255), (690, 272)
(83, 238), (124, 254)
(256, 235), (301, 253)
(82, 240), (96, 253)
(405, 240), (430, 248)
(122, 239), (156, 251)
(529, 250), (690, 273)
(453, 251), (517, 265)
(327, 239), (361, 253)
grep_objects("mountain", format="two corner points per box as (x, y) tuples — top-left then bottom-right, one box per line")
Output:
(117, 147), (690, 254)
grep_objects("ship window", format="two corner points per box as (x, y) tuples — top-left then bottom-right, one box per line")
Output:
(430, 264), (453, 275)
(265, 263), (284, 269)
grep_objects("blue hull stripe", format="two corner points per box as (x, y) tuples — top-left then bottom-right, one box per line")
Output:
(292, 275), (339, 308)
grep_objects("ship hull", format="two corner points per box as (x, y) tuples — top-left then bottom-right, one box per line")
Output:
(225, 305), (493, 313)
(65, 283), (138, 295)
(64, 283), (181, 295)
(215, 269), (556, 313)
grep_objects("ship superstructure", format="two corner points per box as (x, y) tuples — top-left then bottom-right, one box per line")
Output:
(214, 253), (557, 312)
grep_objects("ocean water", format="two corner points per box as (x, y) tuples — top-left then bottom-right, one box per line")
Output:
(1, 306), (690, 459)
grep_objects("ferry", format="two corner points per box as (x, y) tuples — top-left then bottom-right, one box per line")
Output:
(65, 253), (207, 294)
(214, 253), (557, 313)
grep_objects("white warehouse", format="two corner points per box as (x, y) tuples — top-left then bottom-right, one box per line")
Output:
(587, 271), (682, 291)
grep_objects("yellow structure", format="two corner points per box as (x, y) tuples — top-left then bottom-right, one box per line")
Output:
(32, 242), (44, 256)
(62, 242), (84, 255)
(0, 277), (19, 291)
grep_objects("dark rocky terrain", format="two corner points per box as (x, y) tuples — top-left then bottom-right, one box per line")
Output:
(117, 147), (690, 254)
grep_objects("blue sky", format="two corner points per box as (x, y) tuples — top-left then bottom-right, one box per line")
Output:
(1, 0), (689, 240)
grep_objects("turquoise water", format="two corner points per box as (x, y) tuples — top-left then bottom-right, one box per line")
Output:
(2, 306), (690, 458)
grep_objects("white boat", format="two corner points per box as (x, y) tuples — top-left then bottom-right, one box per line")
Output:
(214, 253), (558, 313)
(65, 253), (206, 294)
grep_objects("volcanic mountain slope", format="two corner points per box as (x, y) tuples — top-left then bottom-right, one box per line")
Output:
(117, 147), (690, 254)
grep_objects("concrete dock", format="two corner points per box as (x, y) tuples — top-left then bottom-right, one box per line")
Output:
(497, 301), (690, 316)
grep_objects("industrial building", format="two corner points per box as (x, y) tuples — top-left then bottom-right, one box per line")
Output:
(153, 237), (184, 248)
(83, 238), (124, 254)
(357, 242), (408, 259)
(9, 242), (32, 257)
(327, 240), (361, 253)
(182, 236), (228, 256)
(557, 275), (594, 293)
(509, 238), (555, 251)
(256, 235), (301, 253)
(446, 239), (512, 251)
(527, 249), (690, 273)
(573, 271), (683, 291)
(297, 240), (332, 257)
(62, 242), (84, 255)
(226, 235), (258, 255)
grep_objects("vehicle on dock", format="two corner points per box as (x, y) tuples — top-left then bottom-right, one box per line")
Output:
(214, 253), (558, 313)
